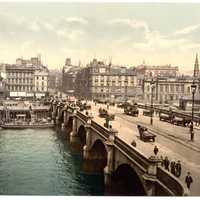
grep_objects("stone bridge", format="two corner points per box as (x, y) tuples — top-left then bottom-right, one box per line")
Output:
(51, 101), (188, 196)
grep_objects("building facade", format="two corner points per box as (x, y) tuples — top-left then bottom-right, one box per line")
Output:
(4, 57), (49, 98)
(62, 58), (81, 96)
(75, 59), (137, 101)
(136, 64), (179, 86)
(34, 67), (49, 98)
(143, 76), (199, 105)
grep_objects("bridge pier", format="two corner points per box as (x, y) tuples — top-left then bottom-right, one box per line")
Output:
(83, 117), (93, 160)
(70, 110), (82, 151)
(52, 101), (57, 124)
(104, 129), (118, 192)
(63, 109), (68, 127)
(144, 156), (162, 196)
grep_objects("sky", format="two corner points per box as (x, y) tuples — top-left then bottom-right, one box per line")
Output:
(0, 3), (200, 73)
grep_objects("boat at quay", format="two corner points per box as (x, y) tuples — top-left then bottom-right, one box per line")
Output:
(0, 99), (53, 129)
(1, 122), (54, 129)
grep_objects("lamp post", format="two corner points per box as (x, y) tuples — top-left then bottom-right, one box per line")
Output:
(150, 79), (155, 125)
(125, 76), (128, 104)
(190, 83), (197, 141)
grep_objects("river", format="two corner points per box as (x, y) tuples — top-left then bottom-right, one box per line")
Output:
(0, 128), (104, 195)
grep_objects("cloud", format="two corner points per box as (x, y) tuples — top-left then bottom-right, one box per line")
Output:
(174, 24), (200, 35)
(108, 18), (149, 33)
(64, 17), (88, 25)
(29, 20), (40, 32)
(44, 22), (54, 31)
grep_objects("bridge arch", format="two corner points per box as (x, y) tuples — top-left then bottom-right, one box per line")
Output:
(86, 139), (108, 173)
(111, 163), (147, 196)
(77, 125), (87, 147)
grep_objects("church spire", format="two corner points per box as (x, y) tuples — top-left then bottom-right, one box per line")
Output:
(194, 53), (199, 78)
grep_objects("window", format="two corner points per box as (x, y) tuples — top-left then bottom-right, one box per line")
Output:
(187, 86), (190, 93)
(165, 85), (168, 92)
(176, 85), (179, 92)
(170, 85), (174, 92)
(160, 85), (163, 92)
(42, 76), (44, 80)
(181, 85), (184, 93)
(37, 76), (39, 80)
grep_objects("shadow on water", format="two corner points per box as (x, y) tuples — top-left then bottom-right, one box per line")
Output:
(55, 127), (105, 195)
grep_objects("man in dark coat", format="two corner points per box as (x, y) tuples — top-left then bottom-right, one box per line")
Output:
(185, 172), (193, 189)
(170, 161), (176, 175)
(153, 145), (159, 155)
(163, 156), (170, 171)
(175, 160), (182, 178)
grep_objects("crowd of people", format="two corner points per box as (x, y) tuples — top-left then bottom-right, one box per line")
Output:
(153, 146), (193, 190)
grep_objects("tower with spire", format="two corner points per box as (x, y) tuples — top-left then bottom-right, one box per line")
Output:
(194, 53), (199, 78)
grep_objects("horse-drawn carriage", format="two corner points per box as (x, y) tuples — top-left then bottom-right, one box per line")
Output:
(124, 104), (139, 117)
(99, 108), (115, 120)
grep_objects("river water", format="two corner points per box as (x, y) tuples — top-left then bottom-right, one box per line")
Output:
(0, 128), (104, 195)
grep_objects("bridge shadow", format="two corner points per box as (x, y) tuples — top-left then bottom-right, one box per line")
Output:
(83, 139), (107, 174)
(108, 164), (147, 196)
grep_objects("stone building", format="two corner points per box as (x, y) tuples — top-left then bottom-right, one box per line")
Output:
(75, 59), (137, 101)
(4, 58), (49, 99)
(34, 66), (49, 98)
(62, 58), (81, 96)
(48, 69), (62, 94)
(143, 76), (199, 105)
(136, 64), (179, 86)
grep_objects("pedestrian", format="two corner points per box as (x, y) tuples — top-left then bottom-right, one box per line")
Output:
(160, 156), (164, 167)
(153, 145), (159, 155)
(185, 172), (193, 189)
(107, 102), (109, 110)
(170, 161), (176, 176)
(175, 160), (182, 178)
(163, 156), (170, 171)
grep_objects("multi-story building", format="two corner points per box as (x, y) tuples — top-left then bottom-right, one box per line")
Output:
(143, 54), (200, 107)
(136, 64), (179, 86)
(75, 59), (137, 101)
(62, 58), (81, 96)
(4, 57), (49, 99)
(143, 76), (198, 105)
(49, 69), (62, 93)
(5, 64), (35, 98)
(34, 66), (49, 98)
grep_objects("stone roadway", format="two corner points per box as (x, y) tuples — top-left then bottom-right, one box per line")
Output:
(84, 101), (200, 196)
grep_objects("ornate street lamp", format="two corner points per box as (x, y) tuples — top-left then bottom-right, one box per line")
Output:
(190, 83), (197, 141)
(150, 79), (155, 125)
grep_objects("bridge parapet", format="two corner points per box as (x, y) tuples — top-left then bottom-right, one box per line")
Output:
(156, 166), (189, 196)
(91, 120), (110, 139)
(115, 136), (149, 171)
